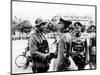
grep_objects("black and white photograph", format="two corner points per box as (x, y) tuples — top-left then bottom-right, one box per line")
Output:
(11, 0), (96, 74)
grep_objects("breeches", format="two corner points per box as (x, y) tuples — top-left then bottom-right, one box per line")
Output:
(72, 54), (86, 70)
(90, 55), (96, 66)
(56, 57), (70, 71)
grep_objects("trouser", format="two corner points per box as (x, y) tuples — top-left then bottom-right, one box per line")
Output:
(31, 53), (50, 73)
(32, 64), (49, 73)
(56, 57), (70, 71)
(32, 67), (49, 73)
(90, 55), (96, 69)
(31, 59), (49, 73)
(73, 54), (86, 70)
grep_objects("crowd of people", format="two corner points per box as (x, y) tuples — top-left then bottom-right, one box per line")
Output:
(22, 16), (96, 73)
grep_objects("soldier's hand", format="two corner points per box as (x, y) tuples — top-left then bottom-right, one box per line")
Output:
(50, 53), (55, 57)
(85, 60), (90, 64)
(46, 53), (55, 60)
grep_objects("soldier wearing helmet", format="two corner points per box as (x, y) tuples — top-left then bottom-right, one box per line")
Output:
(28, 18), (55, 73)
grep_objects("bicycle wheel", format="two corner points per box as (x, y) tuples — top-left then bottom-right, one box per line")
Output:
(15, 55), (27, 68)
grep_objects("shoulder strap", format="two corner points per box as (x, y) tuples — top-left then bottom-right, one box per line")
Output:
(69, 36), (72, 55)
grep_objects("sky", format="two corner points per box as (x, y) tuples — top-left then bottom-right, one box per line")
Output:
(12, 1), (95, 26)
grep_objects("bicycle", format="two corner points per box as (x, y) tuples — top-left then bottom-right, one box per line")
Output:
(15, 51), (32, 68)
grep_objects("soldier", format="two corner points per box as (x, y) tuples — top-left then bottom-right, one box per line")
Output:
(70, 22), (90, 70)
(56, 22), (90, 71)
(87, 25), (96, 69)
(55, 18), (72, 71)
(28, 18), (55, 73)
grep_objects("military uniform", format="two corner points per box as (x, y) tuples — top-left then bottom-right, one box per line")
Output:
(56, 33), (71, 71)
(28, 29), (50, 73)
(89, 33), (96, 69)
(56, 32), (89, 71)
(70, 33), (89, 70)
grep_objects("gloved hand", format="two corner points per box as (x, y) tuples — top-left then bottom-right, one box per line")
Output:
(46, 53), (55, 61)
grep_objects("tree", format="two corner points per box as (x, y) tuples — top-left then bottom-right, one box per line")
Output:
(12, 17), (19, 35)
(18, 20), (33, 34)
(12, 17), (33, 35)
